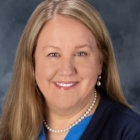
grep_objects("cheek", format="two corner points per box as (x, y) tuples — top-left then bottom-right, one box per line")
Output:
(81, 60), (101, 90)
(35, 59), (57, 83)
(35, 60), (58, 97)
(76, 58), (101, 77)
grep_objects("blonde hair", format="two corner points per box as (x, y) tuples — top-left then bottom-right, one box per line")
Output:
(0, 0), (130, 139)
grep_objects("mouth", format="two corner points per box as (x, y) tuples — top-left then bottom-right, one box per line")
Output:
(54, 82), (79, 90)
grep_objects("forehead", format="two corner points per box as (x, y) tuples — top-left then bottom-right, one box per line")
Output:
(37, 15), (97, 49)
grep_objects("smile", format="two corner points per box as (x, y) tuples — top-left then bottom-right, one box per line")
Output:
(54, 82), (78, 89)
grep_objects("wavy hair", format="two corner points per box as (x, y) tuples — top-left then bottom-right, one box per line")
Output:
(0, 0), (130, 139)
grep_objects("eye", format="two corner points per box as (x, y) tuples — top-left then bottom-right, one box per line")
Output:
(47, 53), (60, 57)
(75, 52), (87, 56)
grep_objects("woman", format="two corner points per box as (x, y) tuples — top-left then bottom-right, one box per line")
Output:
(0, 0), (140, 139)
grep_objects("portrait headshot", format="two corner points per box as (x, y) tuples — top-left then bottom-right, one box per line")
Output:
(0, 0), (140, 140)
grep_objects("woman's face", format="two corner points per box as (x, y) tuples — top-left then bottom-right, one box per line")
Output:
(35, 15), (102, 111)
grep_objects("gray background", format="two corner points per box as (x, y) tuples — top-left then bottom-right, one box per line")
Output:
(0, 0), (140, 114)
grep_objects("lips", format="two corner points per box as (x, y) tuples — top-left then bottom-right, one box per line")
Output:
(54, 82), (78, 89)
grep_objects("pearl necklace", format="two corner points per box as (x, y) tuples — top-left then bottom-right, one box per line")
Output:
(44, 90), (97, 133)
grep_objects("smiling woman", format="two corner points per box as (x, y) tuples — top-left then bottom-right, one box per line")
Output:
(0, 0), (140, 140)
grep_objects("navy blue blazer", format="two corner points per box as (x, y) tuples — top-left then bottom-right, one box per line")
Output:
(80, 95), (140, 140)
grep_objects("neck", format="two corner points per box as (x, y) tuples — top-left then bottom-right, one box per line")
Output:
(44, 91), (101, 132)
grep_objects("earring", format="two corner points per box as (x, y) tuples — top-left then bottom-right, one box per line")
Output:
(97, 75), (101, 87)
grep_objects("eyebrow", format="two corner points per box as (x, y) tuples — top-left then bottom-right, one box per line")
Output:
(44, 44), (91, 50)
(43, 45), (61, 50)
(75, 44), (92, 49)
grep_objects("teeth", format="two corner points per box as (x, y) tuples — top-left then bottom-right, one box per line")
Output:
(55, 82), (76, 87)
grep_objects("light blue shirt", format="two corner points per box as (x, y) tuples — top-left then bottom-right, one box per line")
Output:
(38, 114), (93, 140)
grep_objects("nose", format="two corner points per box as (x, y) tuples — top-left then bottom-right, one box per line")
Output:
(59, 57), (76, 76)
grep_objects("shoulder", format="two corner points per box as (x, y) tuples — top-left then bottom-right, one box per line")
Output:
(81, 95), (140, 140)
(99, 94), (140, 120)
(107, 96), (140, 124)
(101, 95), (140, 139)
